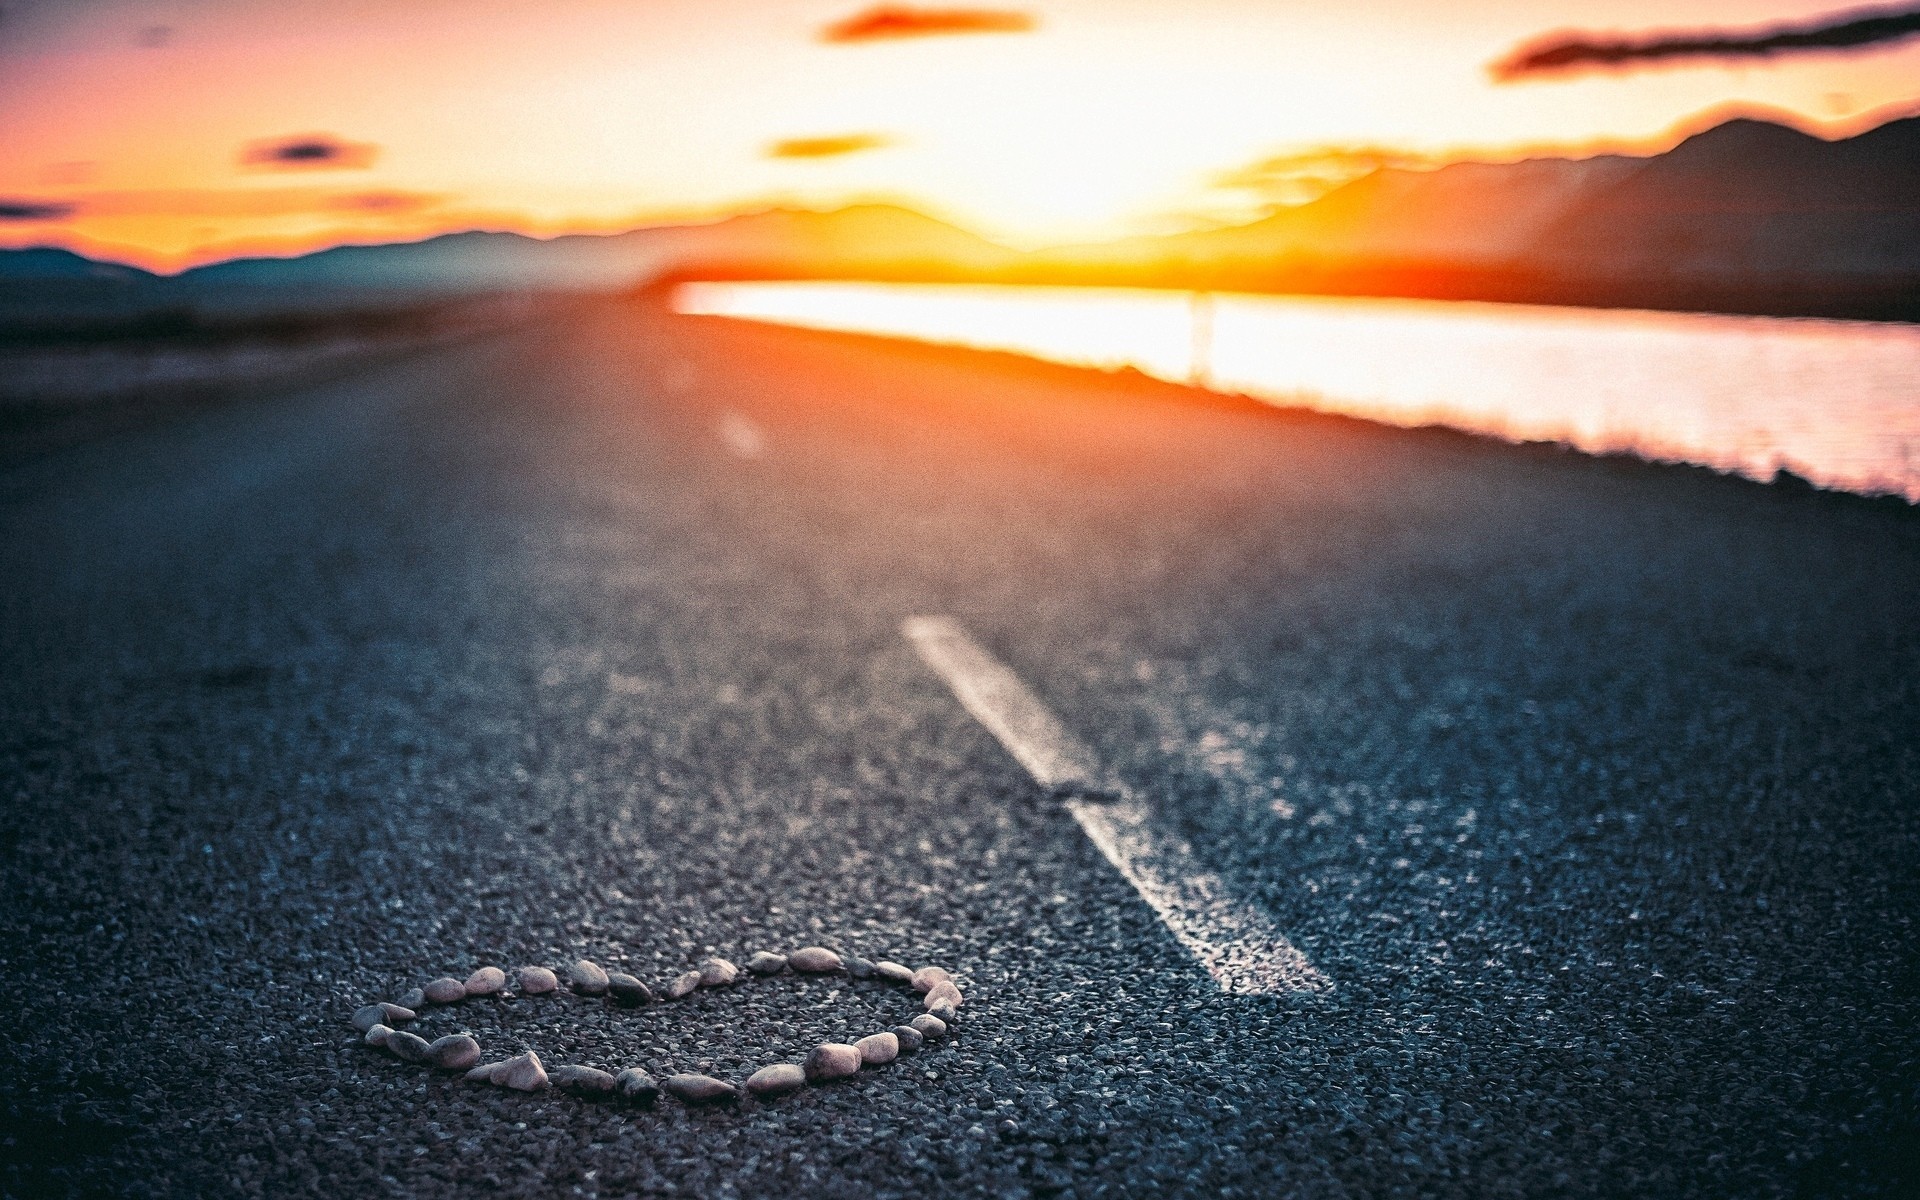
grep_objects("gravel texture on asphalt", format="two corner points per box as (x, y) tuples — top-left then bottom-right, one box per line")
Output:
(1, 296), (1917, 1198)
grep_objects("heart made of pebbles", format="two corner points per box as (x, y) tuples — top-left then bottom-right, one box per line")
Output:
(351, 947), (965, 1106)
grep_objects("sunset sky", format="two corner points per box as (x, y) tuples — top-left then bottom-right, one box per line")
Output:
(2, 0), (1917, 270)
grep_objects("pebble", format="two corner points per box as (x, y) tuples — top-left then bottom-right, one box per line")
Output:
(874, 961), (914, 985)
(845, 956), (876, 979)
(464, 967), (506, 997)
(351, 1005), (390, 1033)
(427, 1034), (482, 1071)
(614, 1068), (659, 1106)
(397, 988), (427, 1010)
(567, 959), (609, 996)
(698, 957), (740, 987)
(666, 971), (700, 999)
(855, 1032), (899, 1065)
(746, 951), (788, 975)
(745, 1063), (807, 1097)
(385, 1030), (432, 1063)
(550, 1065), (616, 1099)
(803, 1042), (862, 1082)
(465, 1062), (503, 1083)
(516, 966), (558, 995)
(927, 999), (959, 1023)
(423, 977), (466, 1005)
(363, 1024), (392, 1047)
(607, 973), (652, 1006)
(924, 980), (964, 1009)
(352, 1002), (416, 1031)
(664, 1074), (739, 1104)
(910, 966), (953, 995)
(892, 1024), (924, 1053)
(495, 1051), (548, 1092)
(908, 1014), (948, 1041)
(789, 947), (843, 974)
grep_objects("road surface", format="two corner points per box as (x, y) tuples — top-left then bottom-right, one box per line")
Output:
(3, 295), (1917, 1198)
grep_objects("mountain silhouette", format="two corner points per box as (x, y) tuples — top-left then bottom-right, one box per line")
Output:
(5, 113), (1916, 319)
(1042, 112), (1920, 317)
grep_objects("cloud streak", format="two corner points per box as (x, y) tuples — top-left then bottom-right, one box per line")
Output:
(766, 133), (893, 159)
(240, 134), (380, 170)
(1492, 3), (1920, 80)
(0, 199), (76, 221)
(820, 5), (1034, 43)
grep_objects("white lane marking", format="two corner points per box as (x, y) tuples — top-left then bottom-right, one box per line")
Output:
(717, 410), (767, 458)
(903, 616), (1329, 996)
(901, 616), (1110, 795)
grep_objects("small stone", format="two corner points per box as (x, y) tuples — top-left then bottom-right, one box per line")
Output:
(845, 957), (876, 980)
(464, 967), (506, 997)
(664, 1074), (738, 1104)
(427, 1034), (481, 1071)
(363, 1024), (393, 1047)
(928, 999), (959, 1023)
(855, 1032), (899, 1065)
(397, 988), (427, 1010)
(351, 1005), (389, 1033)
(607, 973), (652, 1006)
(789, 947), (842, 974)
(568, 959), (609, 996)
(874, 961), (914, 985)
(803, 1042), (862, 1082)
(423, 977), (466, 1005)
(666, 971), (700, 999)
(495, 1051), (548, 1092)
(745, 1063), (807, 1097)
(465, 1062), (503, 1083)
(892, 1024), (924, 1053)
(385, 1030), (432, 1063)
(910, 966), (953, 994)
(379, 1002), (417, 1023)
(746, 951), (787, 975)
(614, 1068), (659, 1106)
(551, 1065), (616, 1099)
(925, 981), (964, 1009)
(698, 957), (739, 987)
(909, 1014), (948, 1041)
(516, 966), (558, 995)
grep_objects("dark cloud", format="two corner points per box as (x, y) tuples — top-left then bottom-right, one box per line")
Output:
(767, 133), (893, 159)
(240, 134), (379, 171)
(820, 5), (1034, 43)
(0, 199), (76, 221)
(1493, 3), (1920, 80)
(136, 24), (172, 48)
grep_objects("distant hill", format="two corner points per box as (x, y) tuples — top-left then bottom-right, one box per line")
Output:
(180, 204), (1018, 291)
(1032, 113), (1920, 319)
(8, 115), (1917, 320)
(0, 247), (153, 283)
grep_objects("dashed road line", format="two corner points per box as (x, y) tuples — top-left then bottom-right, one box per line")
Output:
(717, 410), (768, 458)
(903, 616), (1329, 996)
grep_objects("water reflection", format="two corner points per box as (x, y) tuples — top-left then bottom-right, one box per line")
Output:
(676, 282), (1920, 501)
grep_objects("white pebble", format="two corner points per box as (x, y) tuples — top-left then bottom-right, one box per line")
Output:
(494, 1050), (548, 1091)
(855, 1032), (899, 1065)
(746, 1063), (807, 1096)
(516, 966), (558, 995)
(464, 967), (506, 997)
(789, 947), (843, 974)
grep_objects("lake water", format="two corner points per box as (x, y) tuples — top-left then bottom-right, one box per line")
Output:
(675, 282), (1920, 501)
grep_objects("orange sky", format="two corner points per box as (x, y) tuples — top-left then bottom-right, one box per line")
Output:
(2, 0), (1916, 271)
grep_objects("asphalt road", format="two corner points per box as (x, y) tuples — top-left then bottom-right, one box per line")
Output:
(2, 294), (1917, 1199)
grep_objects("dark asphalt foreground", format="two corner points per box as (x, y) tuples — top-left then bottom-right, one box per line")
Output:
(2, 295), (1917, 1199)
